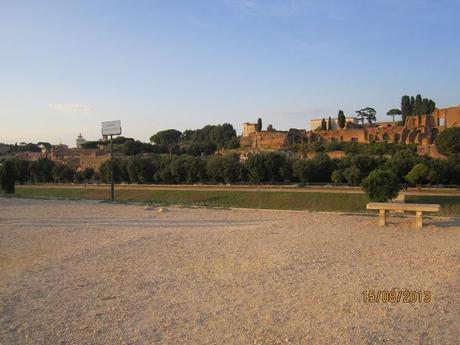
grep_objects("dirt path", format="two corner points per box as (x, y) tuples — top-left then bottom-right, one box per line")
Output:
(0, 198), (459, 344)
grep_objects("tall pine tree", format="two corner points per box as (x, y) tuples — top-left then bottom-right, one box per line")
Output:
(414, 94), (423, 116)
(337, 110), (346, 129)
(401, 95), (411, 124)
(428, 100), (436, 114)
(321, 118), (327, 131)
(327, 116), (332, 130)
(256, 118), (262, 132)
(422, 98), (430, 115)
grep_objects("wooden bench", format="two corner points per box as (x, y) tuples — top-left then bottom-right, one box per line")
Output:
(367, 202), (440, 228)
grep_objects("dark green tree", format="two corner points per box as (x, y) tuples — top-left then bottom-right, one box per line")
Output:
(150, 129), (182, 155)
(81, 141), (102, 149)
(422, 98), (430, 115)
(245, 154), (266, 183)
(221, 153), (241, 183)
(82, 168), (95, 181)
(30, 158), (55, 183)
(410, 96), (415, 115)
(0, 160), (16, 193)
(182, 123), (237, 153)
(226, 137), (240, 149)
(414, 94), (422, 116)
(126, 157), (142, 183)
(99, 159), (124, 183)
(343, 166), (361, 185)
(356, 107), (377, 124)
(292, 159), (314, 183)
(331, 169), (345, 184)
(256, 118), (263, 132)
(383, 149), (419, 181)
(153, 155), (176, 183)
(185, 156), (207, 183)
(337, 110), (346, 129)
(320, 118), (327, 130)
(170, 155), (206, 183)
(428, 100), (436, 114)
(263, 152), (288, 182)
(401, 95), (411, 124)
(14, 159), (31, 184)
(52, 164), (75, 183)
(386, 108), (401, 122)
(436, 127), (460, 155)
(327, 116), (332, 131)
(311, 153), (336, 182)
(362, 169), (401, 202)
(206, 156), (225, 182)
(405, 163), (430, 188)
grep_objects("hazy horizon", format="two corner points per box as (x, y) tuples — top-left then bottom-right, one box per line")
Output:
(1, 0), (459, 146)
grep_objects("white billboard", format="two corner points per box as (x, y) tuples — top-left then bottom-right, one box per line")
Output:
(101, 120), (122, 136)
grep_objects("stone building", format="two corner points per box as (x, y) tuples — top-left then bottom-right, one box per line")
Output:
(15, 151), (43, 161)
(47, 145), (110, 171)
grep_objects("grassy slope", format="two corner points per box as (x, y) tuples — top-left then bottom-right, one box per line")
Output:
(11, 186), (460, 216)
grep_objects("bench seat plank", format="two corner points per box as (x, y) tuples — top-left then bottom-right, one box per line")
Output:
(367, 203), (440, 212)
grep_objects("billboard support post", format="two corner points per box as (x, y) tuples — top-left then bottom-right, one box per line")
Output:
(101, 121), (121, 202)
(110, 135), (114, 202)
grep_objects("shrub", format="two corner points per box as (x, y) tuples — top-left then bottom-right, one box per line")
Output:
(331, 169), (345, 184)
(245, 154), (266, 183)
(362, 169), (401, 202)
(292, 159), (314, 183)
(221, 153), (241, 183)
(99, 158), (124, 183)
(0, 160), (16, 193)
(343, 166), (361, 185)
(405, 163), (430, 188)
(436, 127), (460, 155)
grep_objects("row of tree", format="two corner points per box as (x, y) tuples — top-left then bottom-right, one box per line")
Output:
(0, 142), (51, 154)
(401, 94), (436, 123)
(2, 146), (460, 189)
(319, 110), (346, 131)
(2, 128), (460, 195)
(318, 94), (437, 131)
(318, 107), (377, 131)
(150, 123), (239, 156)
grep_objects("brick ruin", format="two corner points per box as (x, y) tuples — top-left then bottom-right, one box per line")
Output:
(240, 106), (460, 158)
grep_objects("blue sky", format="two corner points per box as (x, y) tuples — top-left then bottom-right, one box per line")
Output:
(1, 0), (459, 145)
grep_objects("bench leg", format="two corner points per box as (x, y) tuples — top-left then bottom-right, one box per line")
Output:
(415, 211), (423, 228)
(379, 209), (386, 226)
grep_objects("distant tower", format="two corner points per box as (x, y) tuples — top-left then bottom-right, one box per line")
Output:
(76, 133), (86, 148)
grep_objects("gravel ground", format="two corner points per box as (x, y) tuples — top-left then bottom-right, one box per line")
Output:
(0, 197), (459, 345)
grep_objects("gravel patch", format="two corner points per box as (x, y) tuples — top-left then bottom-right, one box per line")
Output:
(0, 197), (459, 344)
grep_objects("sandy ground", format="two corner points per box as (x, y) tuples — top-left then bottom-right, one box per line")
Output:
(0, 198), (459, 345)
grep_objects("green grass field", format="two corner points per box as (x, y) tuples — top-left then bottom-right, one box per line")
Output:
(7, 185), (459, 216)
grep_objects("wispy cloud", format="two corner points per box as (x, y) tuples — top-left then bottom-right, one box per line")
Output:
(186, 16), (214, 31)
(222, 0), (348, 20)
(223, 0), (303, 18)
(48, 102), (93, 114)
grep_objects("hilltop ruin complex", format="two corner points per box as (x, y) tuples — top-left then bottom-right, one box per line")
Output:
(240, 105), (460, 158)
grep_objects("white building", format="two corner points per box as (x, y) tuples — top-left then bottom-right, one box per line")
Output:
(76, 133), (86, 148)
